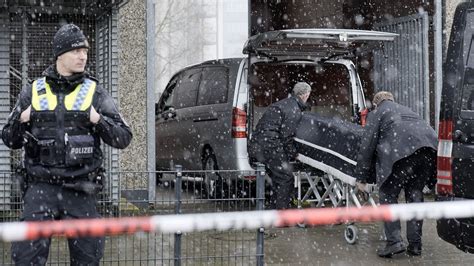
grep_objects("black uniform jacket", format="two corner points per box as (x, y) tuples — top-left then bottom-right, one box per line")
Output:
(355, 100), (437, 187)
(250, 95), (307, 163)
(2, 65), (132, 181)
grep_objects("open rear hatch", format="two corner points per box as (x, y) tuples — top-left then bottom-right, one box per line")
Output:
(243, 28), (398, 59)
(243, 28), (398, 124)
(244, 29), (397, 172)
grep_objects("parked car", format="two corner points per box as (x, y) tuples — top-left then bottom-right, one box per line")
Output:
(155, 29), (397, 197)
(436, 2), (474, 253)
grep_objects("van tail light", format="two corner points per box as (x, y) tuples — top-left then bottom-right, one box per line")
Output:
(360, 108), (369, 127)
(232, 107), (247, 138)
(243, 175), (256, 180)
(436, 120), (454, 196)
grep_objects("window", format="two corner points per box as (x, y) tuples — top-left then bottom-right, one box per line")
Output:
(174, 68), (202, 109)
(461, 38), (474, 118)
(158, 78), (178, 113)
(197, 67), (229, 105)
(461, 68), (474, 111)
(309, 63), (352, 121)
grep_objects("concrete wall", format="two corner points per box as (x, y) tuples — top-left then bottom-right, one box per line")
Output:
(118, 0), (147, 174)
(445, 0), (466, 49)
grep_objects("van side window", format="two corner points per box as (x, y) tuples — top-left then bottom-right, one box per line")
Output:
(462, 68), (474, 111)
(197, 67), (229, 105)
(175, 68), (202, 109)
(158, 79), (178, 113)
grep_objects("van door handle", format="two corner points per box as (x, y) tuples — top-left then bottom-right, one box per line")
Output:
(454, 129), (469, 142)
(161, 109), (176, 120)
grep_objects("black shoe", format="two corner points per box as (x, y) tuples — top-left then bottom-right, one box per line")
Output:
(407, 243), (422, 256)
(377, 242), (406, 258)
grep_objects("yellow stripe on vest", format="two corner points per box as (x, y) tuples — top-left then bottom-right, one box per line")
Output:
(32, 78), (96, 111)
(64, 79), (96, 111)
(31, 78), (57, 111)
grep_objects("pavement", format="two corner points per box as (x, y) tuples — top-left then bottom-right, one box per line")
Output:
(3, 183), (473, 265)
(264, 219), (474, 265)
(151, 181), (474, 265)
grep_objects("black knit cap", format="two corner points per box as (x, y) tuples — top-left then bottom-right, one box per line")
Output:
(53, 24), (89, 58)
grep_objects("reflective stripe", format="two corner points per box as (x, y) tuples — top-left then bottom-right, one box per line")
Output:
(437, 178), (452, 185)
(437, 140), (453, 158)
(232, 126), (246, 132)
(64, 78), (96, 111)
(74, 79), (95, 110)
(72, 79), (91, 110)
(32, 78), (57, 111)
(36, 79), (48, 110)
(437, 170), (451, 178)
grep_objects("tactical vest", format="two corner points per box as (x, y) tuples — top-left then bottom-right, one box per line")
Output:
(29, 77), (97, 167)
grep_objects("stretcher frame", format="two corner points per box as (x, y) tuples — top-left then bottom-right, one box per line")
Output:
(294, 153), (379, 244)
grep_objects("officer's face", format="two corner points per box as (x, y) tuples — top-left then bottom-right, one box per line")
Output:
(56, 48), (88, 76)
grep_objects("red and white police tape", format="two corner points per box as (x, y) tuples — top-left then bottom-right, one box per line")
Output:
(1, 200), (473, 242)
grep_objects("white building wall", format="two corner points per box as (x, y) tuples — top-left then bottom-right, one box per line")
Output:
(155, 0), (248, 96)
(218, 0), (249, 58)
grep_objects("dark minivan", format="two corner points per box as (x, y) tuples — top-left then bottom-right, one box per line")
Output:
(436, 2), (474, 253)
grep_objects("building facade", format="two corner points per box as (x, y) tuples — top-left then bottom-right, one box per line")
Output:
(154, 0), (248, 96)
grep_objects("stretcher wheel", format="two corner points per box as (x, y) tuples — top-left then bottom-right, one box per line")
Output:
(297, 223), (306, 228)
(344, 225), (358, 244)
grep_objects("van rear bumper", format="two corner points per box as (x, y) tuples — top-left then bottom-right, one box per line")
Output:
(436, 195), (474, 253)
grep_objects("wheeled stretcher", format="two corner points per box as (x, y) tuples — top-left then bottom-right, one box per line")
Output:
(293, 112), (379, 244)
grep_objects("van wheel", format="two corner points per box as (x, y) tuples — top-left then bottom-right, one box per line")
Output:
(202, 150), (226, 199)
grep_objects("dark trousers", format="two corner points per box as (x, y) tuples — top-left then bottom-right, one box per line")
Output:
(264, 154), (294, 210)
(11, 182), (104, 266)
(379, 148), (436, 246)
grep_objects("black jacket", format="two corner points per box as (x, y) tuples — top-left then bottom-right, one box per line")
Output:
(2, 65), (132, 181)
(355, 100), (437, 187)
(250, 95), (307, 162)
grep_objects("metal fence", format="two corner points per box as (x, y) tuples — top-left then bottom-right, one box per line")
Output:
(373, 13), (430, 122)
(0, 165), (266, 265)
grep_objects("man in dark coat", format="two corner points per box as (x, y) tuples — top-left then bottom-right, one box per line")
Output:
(355, 91), (437, 258)
(250, 82), (311, 209)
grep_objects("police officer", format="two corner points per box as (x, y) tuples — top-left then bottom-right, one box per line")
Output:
(355, 91), (436, 258)
(250, 82), (311, 209)
(2, 24), (132, 265)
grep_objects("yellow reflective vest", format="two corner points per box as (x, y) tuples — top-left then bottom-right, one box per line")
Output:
(31, 77), (96, 111)
(28, 77), (98, 168)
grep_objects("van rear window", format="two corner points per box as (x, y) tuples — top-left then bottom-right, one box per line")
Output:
(250, 62), (353, 122)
